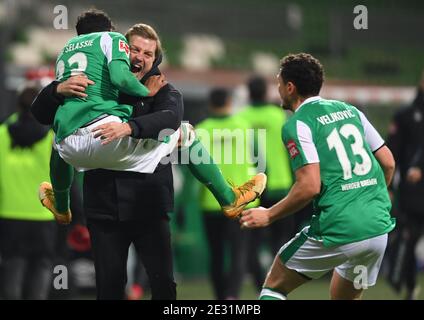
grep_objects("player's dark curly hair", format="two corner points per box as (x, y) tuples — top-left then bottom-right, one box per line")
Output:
(75, 9), (114, 35)
(279, 53), (324, 97)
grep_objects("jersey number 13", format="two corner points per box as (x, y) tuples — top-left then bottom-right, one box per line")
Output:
(327, 124), (372, 180)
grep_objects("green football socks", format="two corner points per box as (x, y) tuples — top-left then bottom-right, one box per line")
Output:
(187, 139), (235, 206)
(49, 149), (74, 212)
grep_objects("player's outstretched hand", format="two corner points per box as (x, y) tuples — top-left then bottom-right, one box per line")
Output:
(57, 75), (95, 98)
(92, 122), (132, 145)
(240, 206), (271, 229)
(145, 74), (167, 97)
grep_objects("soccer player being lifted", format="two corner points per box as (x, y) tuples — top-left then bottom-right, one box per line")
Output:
(240, 53), (396, 300)
(39, 10), (266, 225)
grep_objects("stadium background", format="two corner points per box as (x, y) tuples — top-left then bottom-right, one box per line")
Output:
(0, 0), (423, 299)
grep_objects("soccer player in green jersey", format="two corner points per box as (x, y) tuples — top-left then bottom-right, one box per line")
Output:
(240, 53), (396, 300)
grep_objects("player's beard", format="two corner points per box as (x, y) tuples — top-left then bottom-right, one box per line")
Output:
(281, 96), (292, 111)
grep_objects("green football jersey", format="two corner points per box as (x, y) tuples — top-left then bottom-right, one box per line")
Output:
(54, 32), (133, 142)
(282, 96), (395, 247)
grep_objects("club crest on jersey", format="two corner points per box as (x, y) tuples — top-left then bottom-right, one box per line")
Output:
(287, 139), (300, 158)
(119, 40), (130, 57)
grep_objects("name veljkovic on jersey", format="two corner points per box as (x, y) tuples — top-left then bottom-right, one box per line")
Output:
(317, 110), (356, 125)
(64, 40), (94, 53)
(341, 178), (377, 191)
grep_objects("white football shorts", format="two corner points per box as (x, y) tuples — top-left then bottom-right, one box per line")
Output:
(53, 115), (179, 174)
(278, 226), (388, 286)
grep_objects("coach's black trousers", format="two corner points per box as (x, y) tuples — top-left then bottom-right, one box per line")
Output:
(203, 212), (249, 299)
(87, 217), (176, 300)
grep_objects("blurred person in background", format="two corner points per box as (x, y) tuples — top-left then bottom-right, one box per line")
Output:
(193, 87), (259, 299)
(386, 70), (424, 300)
(0, 84), (56, 300)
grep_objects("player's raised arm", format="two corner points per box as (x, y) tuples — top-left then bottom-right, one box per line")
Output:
(101, 32), (150, 97)
(108, 60), (150, 97)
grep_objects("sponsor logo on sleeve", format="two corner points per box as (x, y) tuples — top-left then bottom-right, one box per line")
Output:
(287, 139), (300, 159)
(119, 39), (130, 57)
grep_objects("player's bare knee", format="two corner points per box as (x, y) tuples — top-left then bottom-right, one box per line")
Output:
(178, 122), (196, 148)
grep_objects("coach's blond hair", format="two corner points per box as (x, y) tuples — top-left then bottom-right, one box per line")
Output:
(125, 23), (163, 58)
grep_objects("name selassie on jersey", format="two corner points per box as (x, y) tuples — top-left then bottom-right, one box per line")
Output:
(54, 32), (132, 142)
(282, 97), (395, 247)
